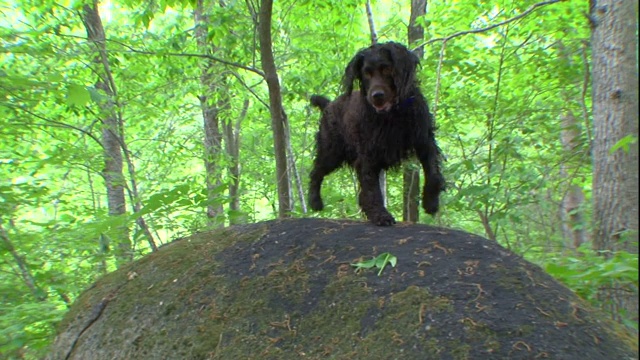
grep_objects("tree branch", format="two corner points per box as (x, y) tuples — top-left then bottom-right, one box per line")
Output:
(15, 107), (104, 147)
(229, 71), (270, 109)
(579, 40), (592, 144)
(413, 0), (565, 49)
(365, 0), (378, 44)
(103, 37), (265, 78)
(0, 220), (46, 301)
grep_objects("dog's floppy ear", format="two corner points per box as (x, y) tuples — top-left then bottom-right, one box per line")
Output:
(343, 50), (365, 95)
(386, 42), (420, 99)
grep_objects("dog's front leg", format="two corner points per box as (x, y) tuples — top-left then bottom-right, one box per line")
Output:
(355, 161), (396, 226)
(415, 135), (445, 215)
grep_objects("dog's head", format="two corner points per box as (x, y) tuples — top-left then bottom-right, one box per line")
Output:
(343, 42), (420, 113)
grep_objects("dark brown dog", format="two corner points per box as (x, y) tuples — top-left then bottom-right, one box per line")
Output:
(309, 42), (445, 226)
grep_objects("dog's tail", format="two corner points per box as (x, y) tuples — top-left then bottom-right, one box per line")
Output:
(310, 95), (331, 110)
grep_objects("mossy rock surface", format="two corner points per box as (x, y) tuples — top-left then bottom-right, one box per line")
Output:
(47, 218), (637, 360)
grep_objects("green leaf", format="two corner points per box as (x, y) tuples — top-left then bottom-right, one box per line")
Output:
(351, 257), (378, 270)
(376, 252), (397, 276)
(351, 252), (398, 276)
(66, 84), (91, 107)
(47, 73), (63, 83)
(386, 253), (397, 267)
(609, 134), (637, 154)
(545, 262), (575, 277)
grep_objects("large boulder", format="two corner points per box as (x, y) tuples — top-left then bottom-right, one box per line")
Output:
(47, 218), (637, 359)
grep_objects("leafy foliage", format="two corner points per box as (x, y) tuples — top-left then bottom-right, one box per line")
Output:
(545, 247), (639, 331)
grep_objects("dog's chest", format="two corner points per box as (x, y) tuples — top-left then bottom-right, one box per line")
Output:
(358, 117), (415, 167)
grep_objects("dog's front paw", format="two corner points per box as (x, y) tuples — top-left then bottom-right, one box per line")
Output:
(369, 211), (396, 226)
(423, 174), (444, 215)
(422, 193), (440, 215)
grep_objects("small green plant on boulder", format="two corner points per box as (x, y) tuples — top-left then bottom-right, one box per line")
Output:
(351, 252), (397, 276)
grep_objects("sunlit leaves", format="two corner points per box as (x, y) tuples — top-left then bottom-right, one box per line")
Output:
(545, 248), (639, 332)
(65, 83), (92, 107)
(0, 302), (64, 356)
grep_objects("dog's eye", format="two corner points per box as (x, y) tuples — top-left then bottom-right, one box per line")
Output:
(382, 67), (393, 76)
(362, 67), (374, 78)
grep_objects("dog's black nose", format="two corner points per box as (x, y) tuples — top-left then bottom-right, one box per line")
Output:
(372, 91), (385, 100)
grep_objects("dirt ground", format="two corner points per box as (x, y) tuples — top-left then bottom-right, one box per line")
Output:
(47, 218), (638, 360)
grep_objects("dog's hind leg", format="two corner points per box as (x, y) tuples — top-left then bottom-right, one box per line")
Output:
(309, 141), (345, 211)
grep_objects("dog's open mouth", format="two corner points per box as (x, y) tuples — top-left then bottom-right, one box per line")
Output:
(370, 99), (396, 113)
(370, 96), (394, 112)
(373, 103), (392, 113)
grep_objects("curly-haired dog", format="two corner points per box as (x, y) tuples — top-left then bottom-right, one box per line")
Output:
(309, 42), (445, 226)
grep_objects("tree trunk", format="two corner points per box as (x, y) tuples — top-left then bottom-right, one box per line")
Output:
(258, 0), (292, 217)
(403, 0), (427, 223)
(286, 124), (308, 213)
(194, 0), (226, 227)
(590, 0), (638, 329)
(224, 99), (248, 224)
(559, 110), (586, 250)
(124, 156), (159, 252)
(365, 0), (378, 44)
(556, 40), (587, 251)
(81, 1), (132, 265)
